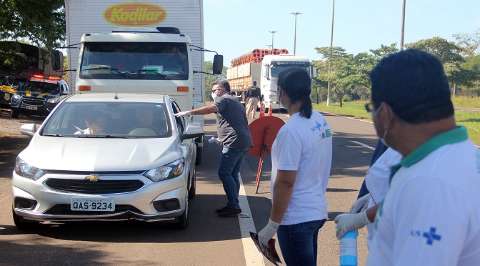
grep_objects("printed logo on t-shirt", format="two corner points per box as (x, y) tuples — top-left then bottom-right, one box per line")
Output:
(410, 227), (442, 246)
(311, 120), (332, 139)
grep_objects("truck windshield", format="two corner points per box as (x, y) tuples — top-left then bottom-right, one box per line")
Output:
(270, 62), (311, 78)
(80, 42), (189, 80)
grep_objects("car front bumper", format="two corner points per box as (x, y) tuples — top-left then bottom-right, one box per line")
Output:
(12, 171), (188, 222)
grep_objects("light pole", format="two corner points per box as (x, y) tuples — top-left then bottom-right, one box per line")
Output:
(400, 0), (406, 50)
(326, 0), (335, 106)
(290, 12), (302, 55)
(268, 30), (277, 50)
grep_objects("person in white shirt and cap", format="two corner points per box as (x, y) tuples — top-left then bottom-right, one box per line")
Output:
(346, 49), (480, 266)
(256, 68), (333, 266)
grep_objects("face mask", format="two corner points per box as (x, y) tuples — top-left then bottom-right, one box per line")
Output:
(211, 92), (218, 101)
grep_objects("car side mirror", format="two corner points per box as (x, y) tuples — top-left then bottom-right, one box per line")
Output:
(181, 123), (204, 141)
(20, 123), (38, 137)
(212, 55), (224, 75)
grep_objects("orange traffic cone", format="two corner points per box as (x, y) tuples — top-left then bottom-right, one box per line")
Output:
(259, 103), (265, 118)
(268, 105), (273, 116)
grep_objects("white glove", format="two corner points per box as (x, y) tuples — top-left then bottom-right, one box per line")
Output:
(258, 219), (280, 248)
(350, 193), (371, 213)
(175, 111), (191, 117)
(334, 212), (370, 239)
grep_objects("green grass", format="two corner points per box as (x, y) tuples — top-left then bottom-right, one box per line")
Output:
(314, 100), (480, 145)
(453, 96), (480, 109)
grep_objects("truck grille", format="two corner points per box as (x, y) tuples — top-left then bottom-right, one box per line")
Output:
(45, 178), (144, 194)
(44, 204), (143, 215)
(22, 97), (44, 106)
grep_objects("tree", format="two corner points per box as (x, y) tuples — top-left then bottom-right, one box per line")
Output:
(454, 29), (480, 57)
(408, 37), (466, 94)
(0, 0), (65, 50)
(370, 43), (399, 61)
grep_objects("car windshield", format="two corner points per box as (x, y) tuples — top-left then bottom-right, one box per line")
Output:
(270, 62), (311, 78)
(41, 102), (171, 138)
(80, 42), (189, 80)
(23, 81), (59, 94)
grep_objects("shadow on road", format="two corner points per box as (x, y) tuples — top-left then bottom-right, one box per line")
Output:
(0, 194), (272, 244)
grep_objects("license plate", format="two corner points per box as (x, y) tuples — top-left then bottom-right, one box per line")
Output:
(70, 198), (115, 212)
(24, 105), (38, 111)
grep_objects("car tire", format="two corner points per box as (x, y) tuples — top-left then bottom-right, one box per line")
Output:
(10, 109), (19, 119)
(12, 208), (38, 231)
(195, 145), (202, 165)
(174, 195), (190, 230)
(188, 169), (196, 200)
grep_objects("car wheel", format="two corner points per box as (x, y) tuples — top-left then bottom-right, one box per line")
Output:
(174, 195), (190, 230)
(195, 145), (203, 165)
(10, 109), (19, 119)
(12, 208), (39, 231)
(188, 169), (196, 200)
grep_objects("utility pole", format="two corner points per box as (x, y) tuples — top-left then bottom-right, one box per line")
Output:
(290, 12), (302, 55)
(326, 0), (335, 106)
(269, 30), (277, 50)
(400, 0), (406, 50)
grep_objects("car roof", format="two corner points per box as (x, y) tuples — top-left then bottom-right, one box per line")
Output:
(65, 93), (168, 103)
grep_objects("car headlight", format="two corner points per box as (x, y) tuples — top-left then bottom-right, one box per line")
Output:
(47, 97), (61, 104)
(144, 159), (185, 182)
(11, 94), (21, 104)
(14, 157), (45, 180)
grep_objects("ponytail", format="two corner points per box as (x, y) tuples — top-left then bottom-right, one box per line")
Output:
(300, 97), (313, 118)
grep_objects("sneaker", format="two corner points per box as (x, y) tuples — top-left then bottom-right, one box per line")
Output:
(215, 206), (229, 213)
(217, 207), (242, 217)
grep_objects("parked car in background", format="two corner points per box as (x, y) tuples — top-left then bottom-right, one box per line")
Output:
(12, 93), (202, 230)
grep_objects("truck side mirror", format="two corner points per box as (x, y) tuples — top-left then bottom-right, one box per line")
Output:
(52, 50), (62, 71)
(213, 55), (223, 75)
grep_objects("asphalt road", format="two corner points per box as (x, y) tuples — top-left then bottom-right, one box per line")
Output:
(0, 112), (377, 266)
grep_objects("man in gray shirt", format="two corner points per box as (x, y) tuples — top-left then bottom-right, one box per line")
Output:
(176, 80), (252, 217)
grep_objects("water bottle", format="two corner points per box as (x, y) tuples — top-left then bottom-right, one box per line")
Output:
(340, 230), (358, 266)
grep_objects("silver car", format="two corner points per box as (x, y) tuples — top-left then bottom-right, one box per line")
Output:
(12, 93), (202, 229)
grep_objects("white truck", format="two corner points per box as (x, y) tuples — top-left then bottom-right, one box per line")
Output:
(227, 52), (313, 110)
(65, 0), (222, 163)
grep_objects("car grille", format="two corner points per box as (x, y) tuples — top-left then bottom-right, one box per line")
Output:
(45, 178), (144, 194)
(22, 97), (45, 106)
(44, 204), (143, 215)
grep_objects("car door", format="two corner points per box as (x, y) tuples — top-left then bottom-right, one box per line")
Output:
(171, 100), (195, 180)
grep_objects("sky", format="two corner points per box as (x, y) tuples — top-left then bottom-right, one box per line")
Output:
(203, 0), (480, 65)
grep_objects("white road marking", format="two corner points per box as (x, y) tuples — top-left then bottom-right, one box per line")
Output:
(350, 140), (375, 151)
(238, 173), (266, 266)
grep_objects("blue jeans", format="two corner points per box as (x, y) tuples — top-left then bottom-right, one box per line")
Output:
(277, 219), (326, 266)
(218, 146), (247, 209)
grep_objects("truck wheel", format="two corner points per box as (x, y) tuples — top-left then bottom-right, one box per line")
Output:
(12, 208), (38, 231)
(195, 145), (203, 165)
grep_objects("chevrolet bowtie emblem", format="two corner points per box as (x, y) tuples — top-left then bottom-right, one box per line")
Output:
(85, 175), (99, 182)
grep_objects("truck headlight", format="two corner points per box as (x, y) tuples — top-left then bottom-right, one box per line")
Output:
(144, 159), (184, 182)
(14, 157), (45, 180)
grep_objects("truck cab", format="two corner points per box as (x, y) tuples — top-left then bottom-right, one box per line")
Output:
(261, 55), (313, 110)
(76, 28), (194, 112)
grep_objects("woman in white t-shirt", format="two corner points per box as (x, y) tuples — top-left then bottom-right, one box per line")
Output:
(257, 68), (333, 266)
